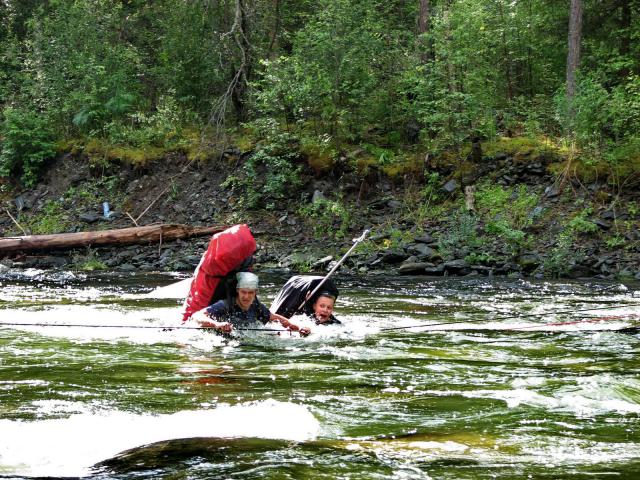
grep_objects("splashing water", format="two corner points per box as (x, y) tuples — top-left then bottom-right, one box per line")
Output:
(1, 271), (640, 478)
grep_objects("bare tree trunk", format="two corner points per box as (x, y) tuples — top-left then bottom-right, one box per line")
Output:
(267, 0), (281, 57)
(418, 0), (432, 63)
(526, 0), (534, 96)
(443, 7), (456, 94)
(566, 0), (583, 115)
(208, 0), (253, 131)
(0, 224), (227, 253)
(498, 1), (514, 101)
(619, 0), (631, 77)
(231, 0), (252, 122)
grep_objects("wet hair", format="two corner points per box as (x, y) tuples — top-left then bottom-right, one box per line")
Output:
(315, 291), (337, 301)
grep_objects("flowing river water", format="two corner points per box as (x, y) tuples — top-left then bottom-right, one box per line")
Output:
(1, 270), (640, 479)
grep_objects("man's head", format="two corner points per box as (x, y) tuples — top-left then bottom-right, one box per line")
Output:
(235, 272), (259, 311)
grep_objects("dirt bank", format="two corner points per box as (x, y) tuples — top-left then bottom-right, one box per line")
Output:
(1, 146), (639, 282)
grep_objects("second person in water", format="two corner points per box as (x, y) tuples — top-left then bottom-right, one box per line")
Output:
(309, 291), (341, 325)
(270, 275), (342, 325)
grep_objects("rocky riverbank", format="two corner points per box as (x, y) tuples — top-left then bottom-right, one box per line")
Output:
(1, 143), (639, 282)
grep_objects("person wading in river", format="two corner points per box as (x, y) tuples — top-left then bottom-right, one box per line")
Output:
(310, 291), (341, 325)
(270, 275), (342, 326)
(192, 272), (310, 336)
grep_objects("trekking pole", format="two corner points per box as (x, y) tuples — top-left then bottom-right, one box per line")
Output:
(297, 229), (370, 312)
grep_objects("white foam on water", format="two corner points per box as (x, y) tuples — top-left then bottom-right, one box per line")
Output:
(138, 277), (193, 299)
(463, 388), (554, 409)
(2, 305), (220, 345)
(461, 374), (640, 416)
(518, 436), (640, 465)
(0, 399), (319, 477)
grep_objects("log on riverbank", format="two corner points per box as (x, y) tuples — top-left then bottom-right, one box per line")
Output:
(0, 224), (226, 253)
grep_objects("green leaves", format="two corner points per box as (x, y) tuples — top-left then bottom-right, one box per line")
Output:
(0, 0), (637, 186)
(0, 107), (56, 186)
(222, 121), (303, 210)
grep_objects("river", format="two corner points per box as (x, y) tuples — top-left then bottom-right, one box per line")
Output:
(1, 270), (640, 479)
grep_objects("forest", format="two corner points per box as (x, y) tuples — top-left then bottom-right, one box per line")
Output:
(0, 0), (638, 183)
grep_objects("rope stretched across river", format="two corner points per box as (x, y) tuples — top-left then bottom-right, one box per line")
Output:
(2, 303), (640, 333)
(0, 321), (289, 332)
(379, 302), (640, 332)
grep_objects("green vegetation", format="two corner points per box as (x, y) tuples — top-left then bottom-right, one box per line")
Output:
(72, 248), (106, 271)
(544, 230), (579, 279)
(0, 107), (56, 186)
(0, 0), (638, 278)
(299, 197), (351, 240)
(566, 207), (599, 235)
(402, 172), (445, 226)
(7, 175), (123, 236)
(437, 211), (482, 260)
(65, 175), (122, 205)
(222, 120), (303, 209)
(474, 183), (539, 254)
(23, 199), (71, 234)
(464, 251), (496, 266)
(543, 208), (599, 278)
(482, 136), (558, 163)
(605, 234), (626, 249)
(0, 0), (637, 189)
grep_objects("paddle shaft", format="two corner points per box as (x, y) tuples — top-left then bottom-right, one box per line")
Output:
(297, 229), (370, 312)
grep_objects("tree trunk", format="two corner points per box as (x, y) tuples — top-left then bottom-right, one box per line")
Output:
(231, 0), (252, 122)
(498, 1), (514, 102)
(566, 0), (583, 114)
(0, 224), (227, 253)
(619, 0), (631, 77)
(418, 0), (433, 63)
(267, 0), (281, 57)
(443, 6), (456, 94)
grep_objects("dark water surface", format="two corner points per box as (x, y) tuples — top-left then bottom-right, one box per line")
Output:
(1, 270), (640, 479)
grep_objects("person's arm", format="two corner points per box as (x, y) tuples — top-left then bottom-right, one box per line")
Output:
(192, 303), (233, 333)
(269, 312), (311, 337)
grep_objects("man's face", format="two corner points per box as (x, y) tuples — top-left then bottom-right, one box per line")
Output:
(236, 288), (257, 311)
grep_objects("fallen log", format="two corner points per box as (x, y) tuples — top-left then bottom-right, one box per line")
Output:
(0, 224), (227, 253)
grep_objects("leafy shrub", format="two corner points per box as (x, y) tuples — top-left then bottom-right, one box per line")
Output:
(0, 107), (57, 186)
(405, 172), (444, 224)
(476, 184), (538, 230)
(24, 200), (70, 234)
(102, 93), (190, 148)
(222, 121), (303, 209)
(543, 208), (598, 278)
(383, 227), (414, 250)
(299, 197), (351, 240)
(437, 211), (482, 259)
(485, 219), (526, 251)
(607, 75), (640, 141)
(605, 234), (626, 249)
(557, 74), (640, 184)
(65, 175), (123, 211)
(253, 0), (401, 140)
(465, 251), (496, 265)
(474, 183), (538, 253)
(475, 184), (511, 215)
(567, 208), (599, 235)
(507, 95), (561, 137)
(72, 248), (107, 271)
(544, 230), (579, 278)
